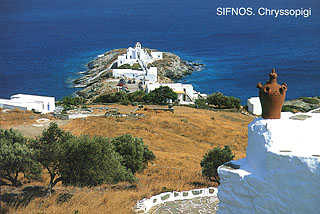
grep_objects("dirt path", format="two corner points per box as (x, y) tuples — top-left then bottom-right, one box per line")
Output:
(12, 119), (70, 138)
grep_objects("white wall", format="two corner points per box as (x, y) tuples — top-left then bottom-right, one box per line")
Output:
(247, 97), (262, 115)
(146, 67), (158, 82)
(151, 51), (163, 60)
(218, 112), (320, 214)
(113, 69), (145, 80)
(11, 94), (55, 114)
(0, 94), (55, 114)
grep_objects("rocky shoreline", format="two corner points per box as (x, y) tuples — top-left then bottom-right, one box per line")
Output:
(72, 48), (203, 101)
(283, 96), (320, 112)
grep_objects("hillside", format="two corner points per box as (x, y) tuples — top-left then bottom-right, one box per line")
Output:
(0, 106), (253, 213)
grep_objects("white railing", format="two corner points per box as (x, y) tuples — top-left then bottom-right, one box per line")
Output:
(133, 187), (218, 213)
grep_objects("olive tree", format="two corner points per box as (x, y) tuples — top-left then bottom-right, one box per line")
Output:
(0, 129), (41, 186)
(111, 134), (155, 174)
(31, 122), (72, 192)
(59, 136), (135, 186)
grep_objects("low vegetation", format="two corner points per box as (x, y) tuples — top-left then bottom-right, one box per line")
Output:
(93, 86), (178, 105)
(193, 92), (241, 110)
(118, 63), (142, 70)
(1, 123), (155, 192)
(57, 96), (86, 111)
(200, 146), (234, 184)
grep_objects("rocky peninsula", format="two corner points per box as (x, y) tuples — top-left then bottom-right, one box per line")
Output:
(73, 48), (203, 101)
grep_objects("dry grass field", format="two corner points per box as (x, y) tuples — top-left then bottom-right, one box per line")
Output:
(0, 105), (254, 214)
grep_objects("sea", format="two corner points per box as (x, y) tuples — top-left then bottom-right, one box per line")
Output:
(1, 0), (319, 104)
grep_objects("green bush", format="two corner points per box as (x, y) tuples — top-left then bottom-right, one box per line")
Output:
(118, 64), (131, 69)
(194, 98), (209, 109)
(128, 90), (147, 103)
(58, 96), (86, 111)
(60, 136), (135, 186)
(207, 92), (240, 109)
(118, 63), (142, 70)
(144, 86), (178, 105)
(93, 87), (177, 106)
(0, 129), (41, 186)
(111, 134), (155, 174)
(132, 63), (142, 70)
(93, 92), (128, 104)
(200, 146), (234, 184)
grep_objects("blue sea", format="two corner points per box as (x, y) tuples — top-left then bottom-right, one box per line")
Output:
(1, 0), (319, 104)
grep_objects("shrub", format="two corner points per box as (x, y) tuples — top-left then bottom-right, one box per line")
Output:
(131, 63), (142, 70)
(0, 129), (41, 186)
(128, 90), (147, 103)
(194, 98), (209, 109)
(93, 92), (128, 104)
(207, 92), (240, 109)
(118, 64), (131, 69)
(118, 63), (142, 70)
(59, 136), (135, 186)
(93, 87), (177, 106)
(144, 86), (178, 105)
(111, 134), (155, 174)
(58, 96), (86, 111)
(200, 146), (234, 184)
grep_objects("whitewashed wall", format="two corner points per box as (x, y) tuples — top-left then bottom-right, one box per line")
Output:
(247, 97), (262, 115)
(218, 112), (320, 214)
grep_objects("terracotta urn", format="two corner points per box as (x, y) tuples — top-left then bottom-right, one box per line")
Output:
(257, 68), (287, 119)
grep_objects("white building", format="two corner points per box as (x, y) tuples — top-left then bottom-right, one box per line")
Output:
(0, 94), (55, 114)
(217, 112), (320, 214)
(112, 66), (158, 83)
(113, 42), (161, 83)
(146, 82), (206, 105)
(117, 42), (162, 67)
(247, 97), (262, 115)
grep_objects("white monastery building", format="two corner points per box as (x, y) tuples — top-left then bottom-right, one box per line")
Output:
(112, 42), (162, 83)
(117, 42), (162, 67)
(0, 94), (55, 114)
(146, 82), (206, 105)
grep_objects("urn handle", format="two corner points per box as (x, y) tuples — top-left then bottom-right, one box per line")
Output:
(280, 83), (288, 94)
